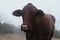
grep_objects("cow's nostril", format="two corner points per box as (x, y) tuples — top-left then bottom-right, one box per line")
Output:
(22, 25), (29, 30)
(22, 25), (28, 28)
(21, 25), (29, 32)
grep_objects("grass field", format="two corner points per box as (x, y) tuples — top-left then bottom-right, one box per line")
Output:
(0, 34), (60, 40)
(52, 38), (60, 40)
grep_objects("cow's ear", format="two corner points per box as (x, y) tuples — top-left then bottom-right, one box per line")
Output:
(35, 9), (45, 17)
(12, 9), (22, 17)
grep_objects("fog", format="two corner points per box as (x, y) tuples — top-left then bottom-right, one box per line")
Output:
(0, 0), (60, 30)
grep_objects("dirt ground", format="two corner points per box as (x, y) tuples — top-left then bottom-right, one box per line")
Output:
(0, 34), (60, 40)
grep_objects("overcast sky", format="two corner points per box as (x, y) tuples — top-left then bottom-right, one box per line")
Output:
(0, 0), (60, 30)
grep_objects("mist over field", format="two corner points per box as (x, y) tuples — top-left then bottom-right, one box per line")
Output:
(0, 0), (60, 30)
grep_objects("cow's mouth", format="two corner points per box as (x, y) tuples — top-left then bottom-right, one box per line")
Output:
(21, 25), (29, 32)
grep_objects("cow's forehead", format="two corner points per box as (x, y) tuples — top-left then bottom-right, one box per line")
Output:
(22, 3), (37, 13)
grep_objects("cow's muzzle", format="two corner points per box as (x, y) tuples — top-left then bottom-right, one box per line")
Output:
(21, 25), (29, 32)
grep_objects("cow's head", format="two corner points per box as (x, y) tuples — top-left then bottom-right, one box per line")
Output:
(12, 3), (45, 32)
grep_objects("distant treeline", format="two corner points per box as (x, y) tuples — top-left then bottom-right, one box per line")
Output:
(0, 21), (60, 38)
(0, 22), (21, 34)
(54, 30), (60, 38)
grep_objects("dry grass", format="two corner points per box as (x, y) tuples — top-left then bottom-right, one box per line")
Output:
(0, 34), (60, 40)
(0, 34), (26, 40)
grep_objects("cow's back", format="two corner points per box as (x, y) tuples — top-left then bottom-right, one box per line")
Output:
(45, 14), (55, 38)
(33, 14), (55, 40)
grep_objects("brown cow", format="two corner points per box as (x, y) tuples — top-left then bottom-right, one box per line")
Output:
(12, 3), (55, 40)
